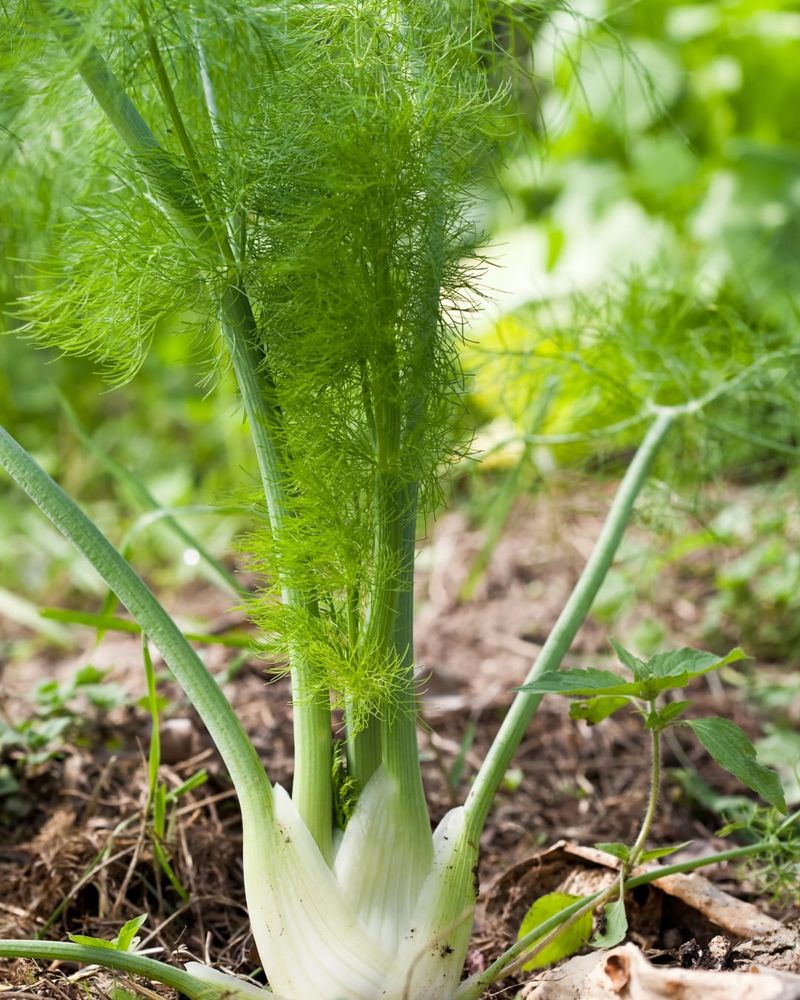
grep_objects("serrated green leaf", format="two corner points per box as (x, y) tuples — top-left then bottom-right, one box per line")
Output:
(645, 700), (691, 730)
(648, 647), (746, 682)
(517, 892), (592, 970)
(570, 696), (631, 725)
(115, 914), (147, 951)
(520, 668), (642, 698)
(686, 717), (786, 813)
(630, 648), (747, 700)
(593, 842), (630, 861)
(609, 638), (649, 680)
(590, 898), (627, 949)
(638, 841), (693, 863)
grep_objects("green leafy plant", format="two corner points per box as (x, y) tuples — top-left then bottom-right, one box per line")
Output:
(0, 663), (129, 790)
(506, 641), (789, 974)
(69, 914), (147, 953)
(33, 663), (129, 717)
(0, 3), (792, 998)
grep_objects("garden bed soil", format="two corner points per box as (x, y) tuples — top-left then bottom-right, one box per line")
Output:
(0, 483), (796, 996)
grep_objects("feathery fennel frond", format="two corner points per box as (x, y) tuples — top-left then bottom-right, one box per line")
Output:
(16, 188), (216, 382)
(6, 0), (504, 792)
(2, 6), (710, 999)
(232, 0), (499, 726)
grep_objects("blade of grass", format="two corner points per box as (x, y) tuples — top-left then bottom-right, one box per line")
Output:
(0, 940), (236, 999)
(59, 397), (245, 599)
(143, 636), (190, 902)
(0, 586), (72, 645)
(41, 607), (258, 649)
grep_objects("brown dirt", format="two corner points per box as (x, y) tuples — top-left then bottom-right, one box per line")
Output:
(0, 483), (795, 997)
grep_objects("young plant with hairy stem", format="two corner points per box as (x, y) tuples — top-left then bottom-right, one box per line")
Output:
(0, 2), (789, 998)
(482, 642), (789, 989)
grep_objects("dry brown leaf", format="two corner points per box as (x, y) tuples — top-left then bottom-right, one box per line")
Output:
(520, 942), (800, 999)
(652, 871), (780, 939)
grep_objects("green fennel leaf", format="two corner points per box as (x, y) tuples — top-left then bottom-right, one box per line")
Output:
(686, 717), (786, 813)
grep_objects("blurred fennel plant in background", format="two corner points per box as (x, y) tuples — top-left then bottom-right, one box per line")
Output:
(469, 0), (800, 478)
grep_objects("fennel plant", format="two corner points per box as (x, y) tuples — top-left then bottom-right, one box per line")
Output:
(0, 2), (786, 998)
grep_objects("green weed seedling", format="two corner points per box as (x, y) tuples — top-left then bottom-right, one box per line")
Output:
(508, 642), (791, 975)
(0, 663), (129, 808)
(34, 663), (129, 717)
(67, 916), (159, 1000)
(0, 3), (797, 999)
(68, 914), (147, 954)
(141, 636), (208, 902)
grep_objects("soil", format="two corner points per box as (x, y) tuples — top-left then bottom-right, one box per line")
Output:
(0, 481), (796, 997)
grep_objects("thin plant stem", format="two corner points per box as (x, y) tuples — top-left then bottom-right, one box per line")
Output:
(464, 410), (675, 841)
(629, 718), (662, 866)
(503, 715), (664, 977)
(137, 1), (229, 258)
(193, 23), (246, 257)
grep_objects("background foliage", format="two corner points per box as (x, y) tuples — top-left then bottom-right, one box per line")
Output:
(2, 0), (800, 659)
